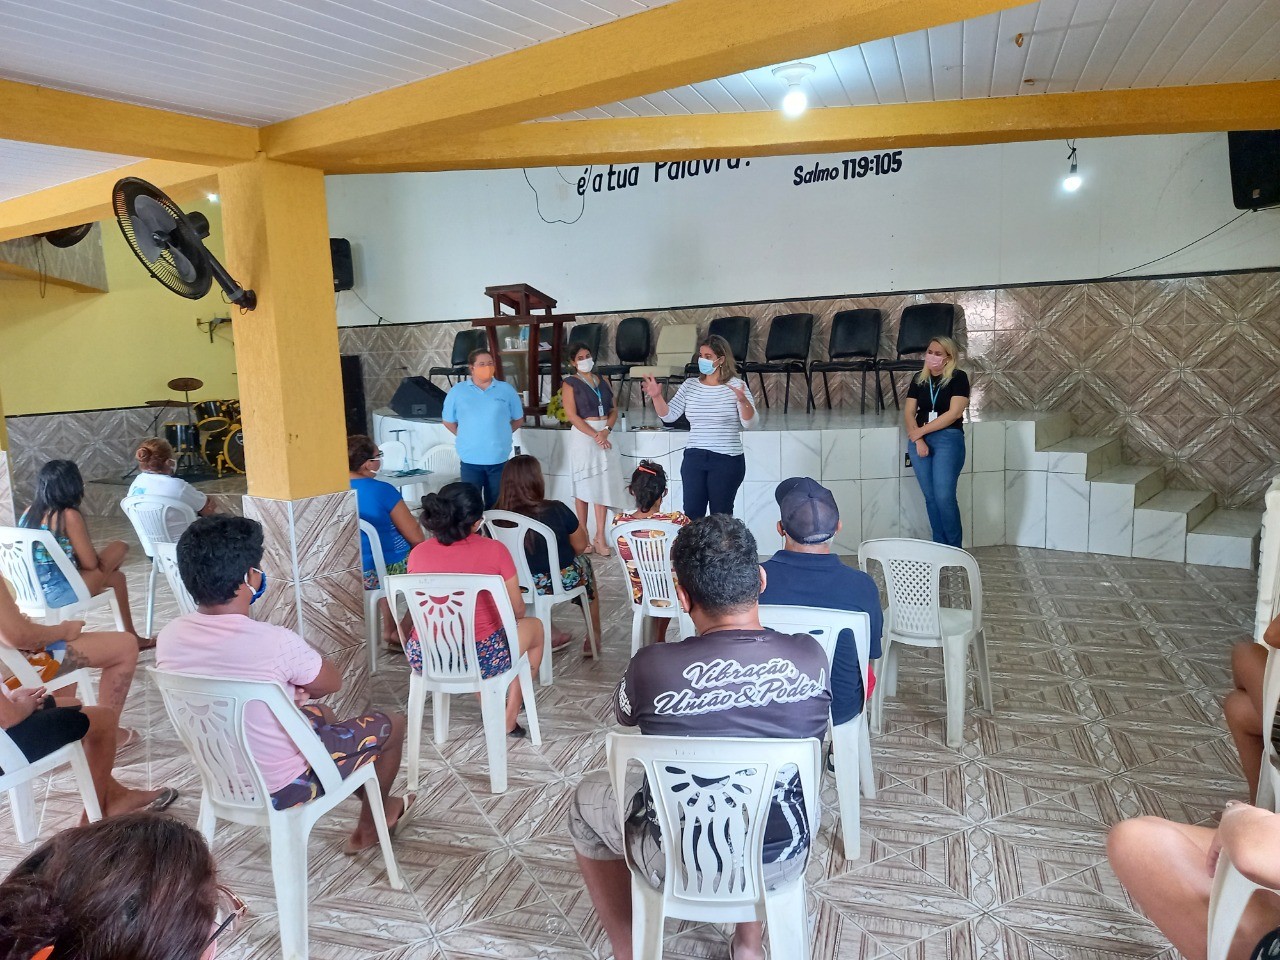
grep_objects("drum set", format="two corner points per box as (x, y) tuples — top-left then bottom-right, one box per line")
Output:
(147, 377), (246, 479)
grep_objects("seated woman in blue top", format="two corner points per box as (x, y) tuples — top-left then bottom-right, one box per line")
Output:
(19, 460), (142, 640)
(348, 435), (425, 645)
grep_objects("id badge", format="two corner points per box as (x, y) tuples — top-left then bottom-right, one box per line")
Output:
(927, 411), (938, 423)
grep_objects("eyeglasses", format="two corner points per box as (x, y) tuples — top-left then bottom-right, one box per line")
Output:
(369, 453), (384, 461)
(205, 885), (247, 950)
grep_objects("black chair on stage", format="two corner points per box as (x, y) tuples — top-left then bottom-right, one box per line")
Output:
(684, 315), (752, 377)
(428, 329), (488, 386)
(810, 309), (883, 414)
(538, 322), (603, 380)
(741, 313), (814, 413)
(596, 317), (652, 408)
(876, 303), (958, 409)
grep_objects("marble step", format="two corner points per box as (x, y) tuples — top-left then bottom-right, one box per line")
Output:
(1004, 411), (1074, 470)
(1087, 465), (1166, 556)
(1132, 490), (1218, 562)
(1187, 508), (1264, 569)
(1044, 436), (1123, 479)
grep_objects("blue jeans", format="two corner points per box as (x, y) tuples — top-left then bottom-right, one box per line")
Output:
(37, 564), (78, 609)
(681, 448), (746, 518)
(908, 429), (966, 547)
(460, 461), (506, 510)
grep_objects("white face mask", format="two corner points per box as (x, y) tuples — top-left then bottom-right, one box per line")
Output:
(576, 358), (595, 373)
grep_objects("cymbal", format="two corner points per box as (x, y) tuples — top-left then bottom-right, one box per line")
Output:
(146, 399), (194, 407)
(168, 377), (204, 392)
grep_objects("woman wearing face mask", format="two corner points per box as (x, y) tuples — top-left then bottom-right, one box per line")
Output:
(560, 341), (624, 555)
(642, 334), (757, 518)
(904, 335), (970, 547)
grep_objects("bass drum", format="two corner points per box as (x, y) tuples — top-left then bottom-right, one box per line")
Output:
(163, 422), (199, 453)
(222, 425), (246, 474)
(201, 426), (229, 465)
(194, 400), (229, 433)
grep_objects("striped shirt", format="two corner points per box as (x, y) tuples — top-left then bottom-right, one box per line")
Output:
(660, 377), (758, 455)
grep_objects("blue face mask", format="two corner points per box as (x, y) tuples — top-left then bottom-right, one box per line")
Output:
(245, 568), (267, 605)
(697, 357), (717, 376)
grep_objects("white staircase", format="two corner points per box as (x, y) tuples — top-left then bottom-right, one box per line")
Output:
(1003, 412), (1262, 569)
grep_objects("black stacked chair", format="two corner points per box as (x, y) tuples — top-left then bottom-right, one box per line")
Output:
(741, 313), (814, 413)
(810, 309), (883, 414)
(428, 328), (489, 385)
(539, 321), (603, 378)
(596, 317), (652, 408)
(876, 302), (958, 409)
(684, 315), (752, 377)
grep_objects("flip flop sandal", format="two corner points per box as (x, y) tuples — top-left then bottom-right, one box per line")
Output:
(344, 792), (418, 856)
(147, 787), (180, 812)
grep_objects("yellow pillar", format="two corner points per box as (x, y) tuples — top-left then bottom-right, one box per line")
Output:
(217, 158), (366, 711)
(0, 384), (13, 525)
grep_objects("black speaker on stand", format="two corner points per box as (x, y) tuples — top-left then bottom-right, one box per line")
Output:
(340, 355), (367, 435)
(389, 376), (447, 419)
(331, 238), (354, 292)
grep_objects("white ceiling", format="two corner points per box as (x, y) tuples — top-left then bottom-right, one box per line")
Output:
(0, 138), (139, 203)
(0, 0), (678, 125)
(547, 0), (1280, 119)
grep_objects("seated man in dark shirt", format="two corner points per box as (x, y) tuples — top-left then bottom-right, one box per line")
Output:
(760, 476), (883, 726)
(569, 515), (831, 960)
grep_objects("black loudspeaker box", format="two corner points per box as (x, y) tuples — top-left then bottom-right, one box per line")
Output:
(1228, 131), (1280, 211)
(340, 355), (367, 436)
(390, 376), (447, 420)
(331, 238), (354, 292)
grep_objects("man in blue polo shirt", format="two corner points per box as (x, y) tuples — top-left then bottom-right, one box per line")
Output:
(442, 347), (525, 508)
(760, 476), (882, 727)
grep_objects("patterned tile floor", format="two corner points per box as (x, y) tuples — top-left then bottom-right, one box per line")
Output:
(0, 517), (1257, 960)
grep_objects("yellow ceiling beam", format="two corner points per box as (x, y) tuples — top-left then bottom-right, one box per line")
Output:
(0, 79), (259, 166)
(0, 159), (217, 244)
(262, 0), (1026, 168)
(328, 80), (1280, 174)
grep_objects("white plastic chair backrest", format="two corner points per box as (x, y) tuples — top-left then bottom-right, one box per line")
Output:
(0, 725), (33, 778)
(423, 443), (461, 478)
(758, 604), (871, 696)
(1254, 476), (1280, 641)
(859, 538), (982, 639)
(606, 733), (820, 904)
(148, 667), (346, 814)
(651, 324), (699, 368)
(613, 520), (684, 615)
(482, 509), (570, 600)
(0, 526), (90, 615)
(153, 541), (198, 616)
(120, 494), (198, 558)
(359, 520), (389, 591)
(385, 573), (520, 683)
(379, 439), (408, 473)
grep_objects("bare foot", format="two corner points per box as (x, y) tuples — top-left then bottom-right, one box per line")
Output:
(344, 794), (414, 855)
(99, 786), (171, 818)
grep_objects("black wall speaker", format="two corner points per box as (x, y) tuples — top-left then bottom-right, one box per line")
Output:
(389, 376), (447, 420)
(340, 355), (367, 436)
(1228, 131), (1280, 211)
(330, 238), (354, 292)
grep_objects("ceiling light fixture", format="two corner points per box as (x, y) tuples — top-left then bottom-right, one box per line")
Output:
(205, 192), (220, 203)
(772, 62), (816, 117)
(1062, 141), (1082, 192)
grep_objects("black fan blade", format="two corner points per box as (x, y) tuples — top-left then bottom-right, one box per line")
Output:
(132, 195), (179, 263)
(168, 246), (199, 283)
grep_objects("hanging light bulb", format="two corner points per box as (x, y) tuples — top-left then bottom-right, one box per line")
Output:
(772, 63), (816, 118)
(1062, 142), (1082, 192)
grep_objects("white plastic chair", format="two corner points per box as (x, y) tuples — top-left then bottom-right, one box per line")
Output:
(758, 604), (875, 861)
(120, 494), (198, 636)
(422, 443), (461, 489)
(482, 509), (598, 684)
(859, 538), (993, 748)
(379, 439), (409, 473)
(386, 573), (541, 794)
(1207, 846), (1280, 960)
(152, 541), (198, 617)
(0, 526), (126, 631)
(148, 667), (404, 960)
(0, 720), (102, 843)
(0, 645), (98, 707)
(1253, 647), (1280, 813)
(606, 732), (821, 960)
(1254, 476), (1280, 641)
(359, 520), (403, 677)
(612, 520), (694, 654)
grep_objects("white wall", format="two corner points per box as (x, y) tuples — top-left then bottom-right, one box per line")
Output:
(327, 133), (1280, 326)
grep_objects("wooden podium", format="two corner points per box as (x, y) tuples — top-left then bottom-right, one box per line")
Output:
(468, 283), (575, 418)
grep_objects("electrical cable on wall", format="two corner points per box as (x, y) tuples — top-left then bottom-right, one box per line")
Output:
(523, 166), (590, 225)
(1101, 209), (1254, 279)
(340, 288), (389, 324)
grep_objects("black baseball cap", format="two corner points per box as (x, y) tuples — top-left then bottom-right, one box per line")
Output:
(775, 477), (839, 544)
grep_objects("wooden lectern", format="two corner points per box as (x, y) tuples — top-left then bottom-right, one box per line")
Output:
(469, 283), (576, 418)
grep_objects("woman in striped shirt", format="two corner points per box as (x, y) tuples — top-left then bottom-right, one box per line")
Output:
(642, 334), (757, 518)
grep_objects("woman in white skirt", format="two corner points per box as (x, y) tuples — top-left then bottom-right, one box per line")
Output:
(561, 340), (625, 556)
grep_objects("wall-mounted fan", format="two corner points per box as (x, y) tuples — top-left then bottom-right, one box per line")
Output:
(112, 177), (256, 310)
(40, 223), (93, 248)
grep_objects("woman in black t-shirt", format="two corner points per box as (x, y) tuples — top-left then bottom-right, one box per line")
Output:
(495, 455), (602, 649)
(903, 336), (970, 547)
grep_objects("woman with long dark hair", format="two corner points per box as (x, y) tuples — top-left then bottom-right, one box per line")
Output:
(407, 482), (544, 737)
(20, 460), (142, 639)
(495, 455), (602, 647)
(641, 333), (757, 518)
(0, 813), (227, 960)
(904, 336), (970, 547)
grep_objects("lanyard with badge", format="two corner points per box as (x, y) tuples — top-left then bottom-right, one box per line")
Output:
(582, 376), (606, 417)
(926, 377), (942, 423)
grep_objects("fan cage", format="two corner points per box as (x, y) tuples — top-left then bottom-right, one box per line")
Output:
(113, 179), (213, 300)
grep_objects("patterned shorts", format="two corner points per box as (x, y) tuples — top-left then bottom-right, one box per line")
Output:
(269, 705), (393, 810)
(532, 554), (596, 601)
(406, 626), (513, 680)
(363, 559), (407, 591)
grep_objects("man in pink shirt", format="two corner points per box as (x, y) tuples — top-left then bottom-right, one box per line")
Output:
(157, 516), (413, 854)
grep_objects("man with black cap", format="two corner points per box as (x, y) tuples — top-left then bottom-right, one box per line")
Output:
(761, 476), (883, 727)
